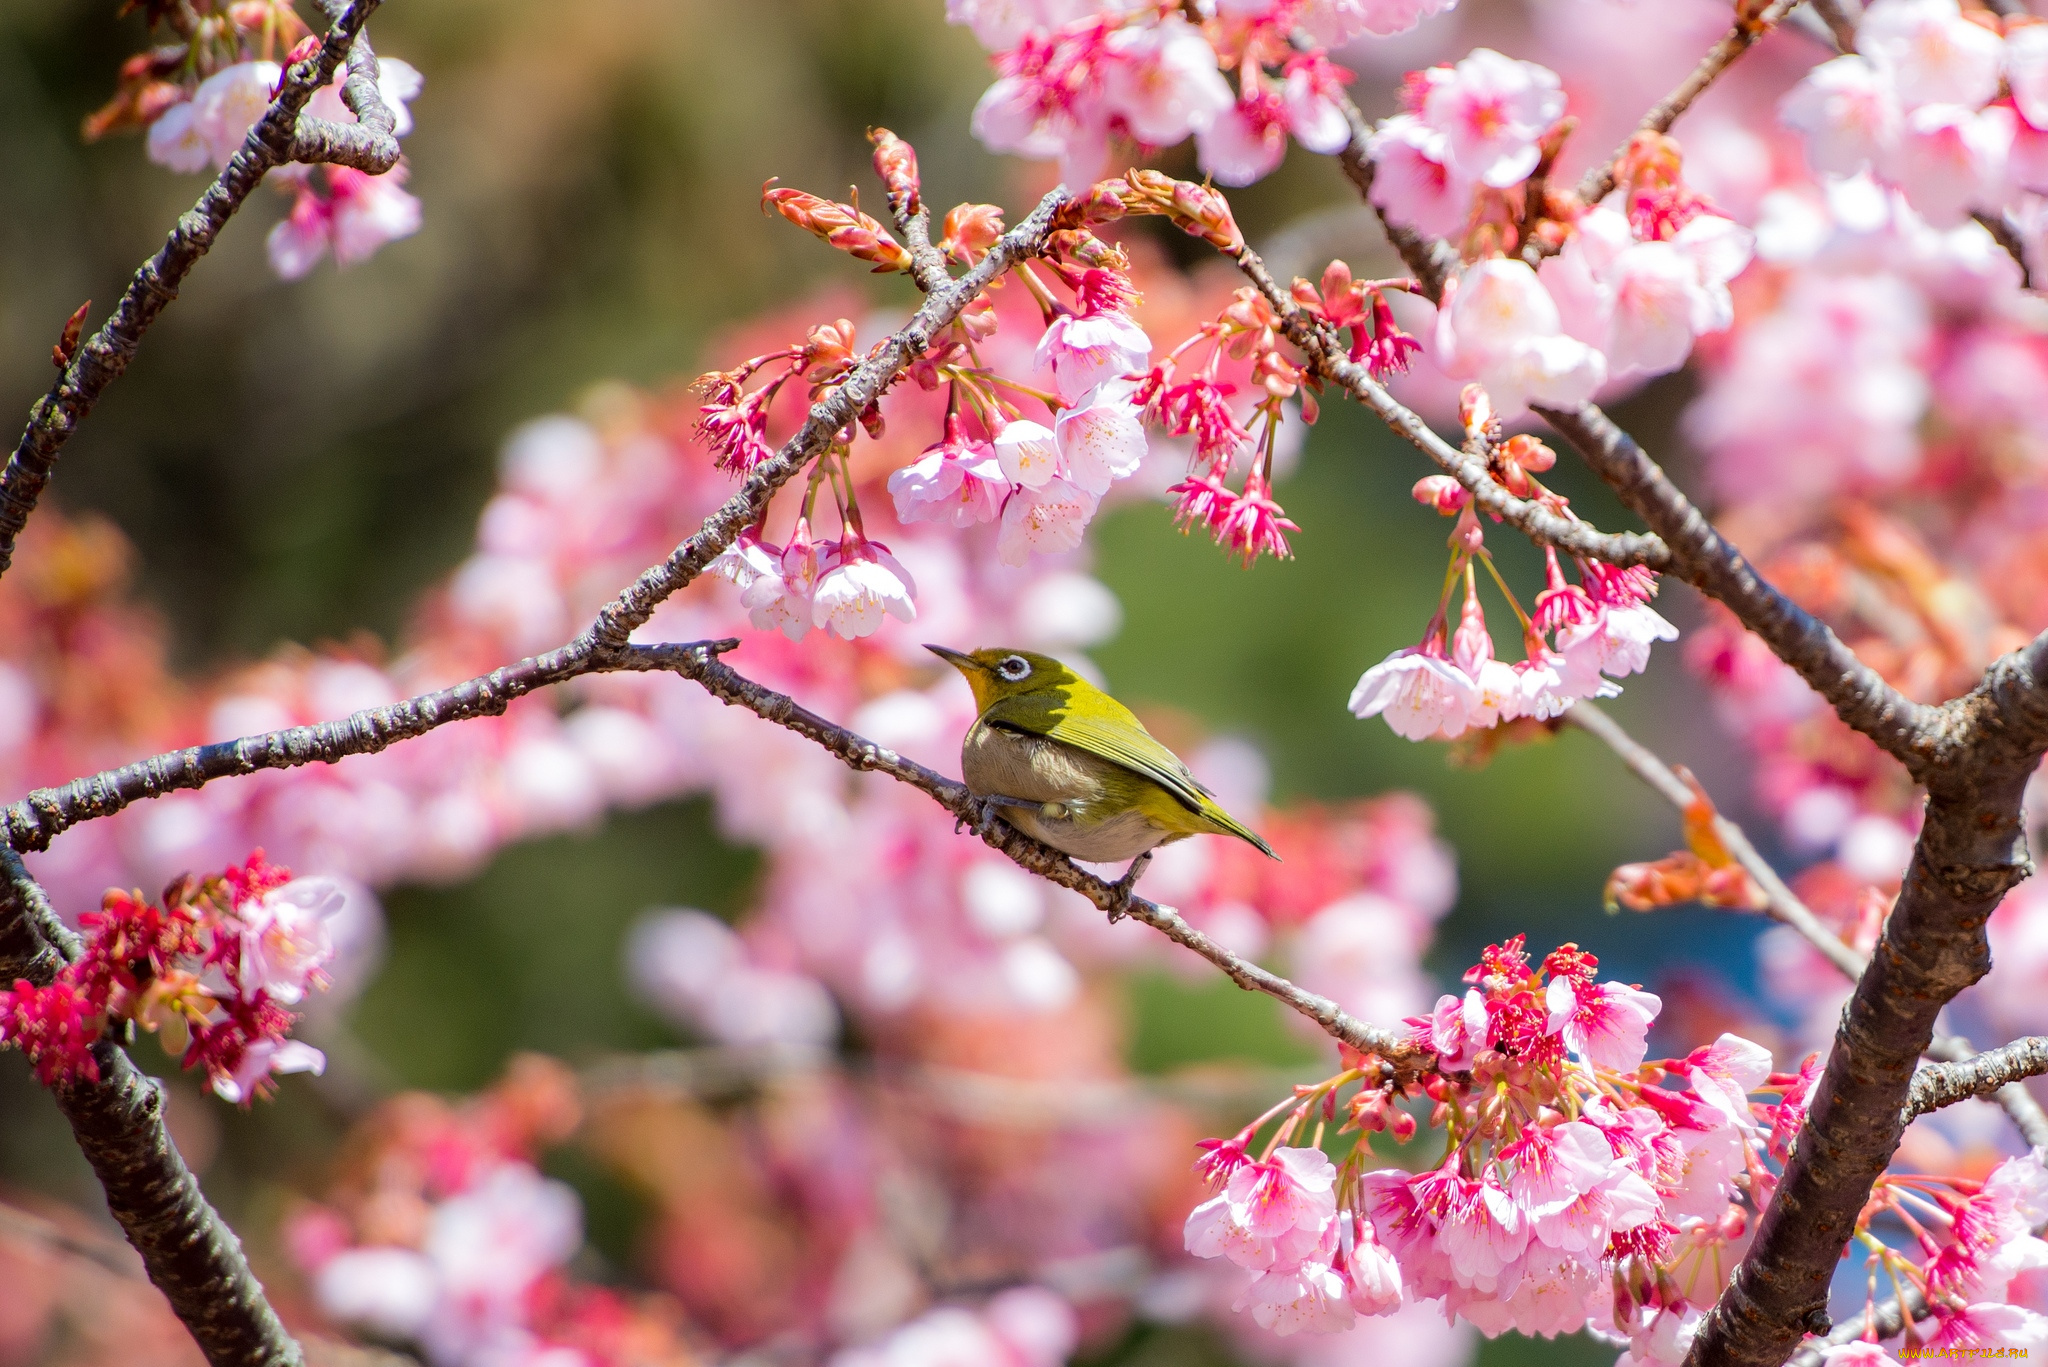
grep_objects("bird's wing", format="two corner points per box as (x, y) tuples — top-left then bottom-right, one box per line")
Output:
(981, 691), (1210, 814)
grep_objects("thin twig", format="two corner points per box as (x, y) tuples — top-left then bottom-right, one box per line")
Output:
(621, 640), (1433, 1076)
(0, 1), (396, 584)
(1973, 210), (2035, 291)
(1564, 702), (1863, 978)
(0, 192), (1068, 855)
(288, 1), (401, 171)
(1573, 0), (1806, 209)
(1220, 245), (1668, 568)
(1810, 0), (1861, 52)
(1913, 1035), (2048, 1143)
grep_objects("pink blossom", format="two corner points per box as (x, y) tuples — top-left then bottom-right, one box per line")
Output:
(1284, 57), (1355, 156)
(1817, 1345), (1898, 1367)
(1101, 17), (1234, 149)
(146, 62), (281, 173)
(889, 431), (1010, 527)
(268, 166), (423, 280)
(1238, 1146), (1340, 1240)
(1927, 1149), (2048, 1301)
(212, 1037), (327, 1104)
(1885, 102), (2014, 229)
(1501, 1119), (1615, 1216)
(1859, 0), (2004, 110)
(1675, 1033), (1773, 1127)
(993, 417), (1062, 488)
(236, 876), (345, 1006)
(1368, 115), (1476, 239)
(1036, 299), (1151, 402)
(1429, 988), (1489, 1070)
(1434, 259), (1607, 417)
(1234, 1243), (1357, 1336)
(1927, 1303), (2048, 1355)
(1543, 974), (1661, 1069)
(1781, 56), (1903, 177)
(1208, 470), (1299, 565)
(1349, 646), (1478, 741)
(1416, 49), (1566, 189)
(1342, 1215), (1405, 1315)
(997, 475), (1100, 565)
(1198, 91), (1292, 187)
(2009, 24), (2048, 132)
(1541, 205), (1753, 379)
(1415, 1161), (1530, 1287)
(945, 0), (1103, 51)
(812, 535), (919, 639)
(1052, 379), (1150, 494)
(314, 1247), (439, 1340)
(1300, 0), (1459, 44)
(740, 518), (823, 640)
(705, 527), (784, 591)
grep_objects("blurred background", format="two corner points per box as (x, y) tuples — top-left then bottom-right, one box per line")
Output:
(0, 2), (1783, 1363)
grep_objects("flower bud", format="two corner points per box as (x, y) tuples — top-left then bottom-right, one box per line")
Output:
(938, 202), (1005, 265)
(1119, 170), (1243, 251)
(1413, 476), (1469, 514)
(1459, 384), (1497, 442)
(867, 127), (920, 216)
(762, 181), (913, 274)
(1500, 433), (1556, 473)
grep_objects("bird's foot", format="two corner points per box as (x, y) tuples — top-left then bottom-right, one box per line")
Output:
(1106, 851), (1153, 923)
(957, 794), (1013, 841)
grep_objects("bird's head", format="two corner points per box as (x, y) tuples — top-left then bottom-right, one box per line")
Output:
(924, 645), (1080, 711)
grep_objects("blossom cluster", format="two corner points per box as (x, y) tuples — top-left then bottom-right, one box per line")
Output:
(0, 852), (339, 1103)
(1348, 391), (1677, 743)
(1372, 48), (1756, 412)
(951, 0), (1458, 186)
(89, 0), (424, 279)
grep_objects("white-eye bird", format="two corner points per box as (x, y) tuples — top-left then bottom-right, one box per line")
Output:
(927, 646), (1278, 891)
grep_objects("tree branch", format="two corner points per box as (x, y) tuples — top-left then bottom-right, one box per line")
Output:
(617, 640), (1434, 1076)
(1534, 402), (1930, 770)
(0, 861), (306, 1367)
(1564, 703), (2048, 1146)
(0, 1), (395, 584)
(1685, 751), (2038, 1367)
(1911, 1036), (2048, 1141)
(287, 0), (402, 171)
(1221, 246), (1669, 568)
(1573, 0), (1806, 208)
(1563, 702), (1864, 979)
(0, 191), (1067, 855)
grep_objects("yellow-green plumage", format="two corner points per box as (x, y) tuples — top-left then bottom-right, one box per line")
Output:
(928, 645), (1278, 865)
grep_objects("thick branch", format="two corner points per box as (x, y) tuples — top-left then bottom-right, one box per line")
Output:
(0, 192), (1066, 855)
(620, 641), (1432, 1076)
(1686, 765), (2036, 1367)
(1535, 402), (1929, 770)
(0, 864), (304, 1367)
(1574, 0), (1805, 208)
(1223, 248), (1668, 568)
(0, 1), (390, 583)
(1566, 703), (2048, 1146)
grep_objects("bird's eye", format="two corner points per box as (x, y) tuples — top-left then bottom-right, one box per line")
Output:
(998, 654), (1031, 681)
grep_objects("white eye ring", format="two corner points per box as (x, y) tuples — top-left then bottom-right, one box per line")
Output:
(998, 654), (1031, 681)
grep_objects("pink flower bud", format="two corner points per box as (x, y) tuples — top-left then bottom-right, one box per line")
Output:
(867, 126), (921, 215)
(1412, 475), (1469, 514)
(761, 181), (913, 274)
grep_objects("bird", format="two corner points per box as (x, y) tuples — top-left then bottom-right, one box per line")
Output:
(926, 645), (1277, 903)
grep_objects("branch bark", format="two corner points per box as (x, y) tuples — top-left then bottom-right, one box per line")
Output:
(0, 859), (305, 1367)
(1535, 402), (1930, 770)
(1573, 0), (1806, 208)
(0, 191), (1067, 855)
(616, 641), (1432, 1075)
(1906, 1036), (2048, 1131)
(1221, 246), (1669, 568)
(0, 1), (396, 584)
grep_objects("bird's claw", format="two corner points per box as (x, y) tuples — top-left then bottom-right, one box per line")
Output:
(1106, 851), (1153, 923)
(957, 795), (1008, 841)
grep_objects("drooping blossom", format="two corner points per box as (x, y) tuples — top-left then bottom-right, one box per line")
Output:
(811, 534), (920, 639)
(268, 166), (424, 280)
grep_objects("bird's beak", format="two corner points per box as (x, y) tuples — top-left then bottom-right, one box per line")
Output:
(924, 644), (978, 673)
